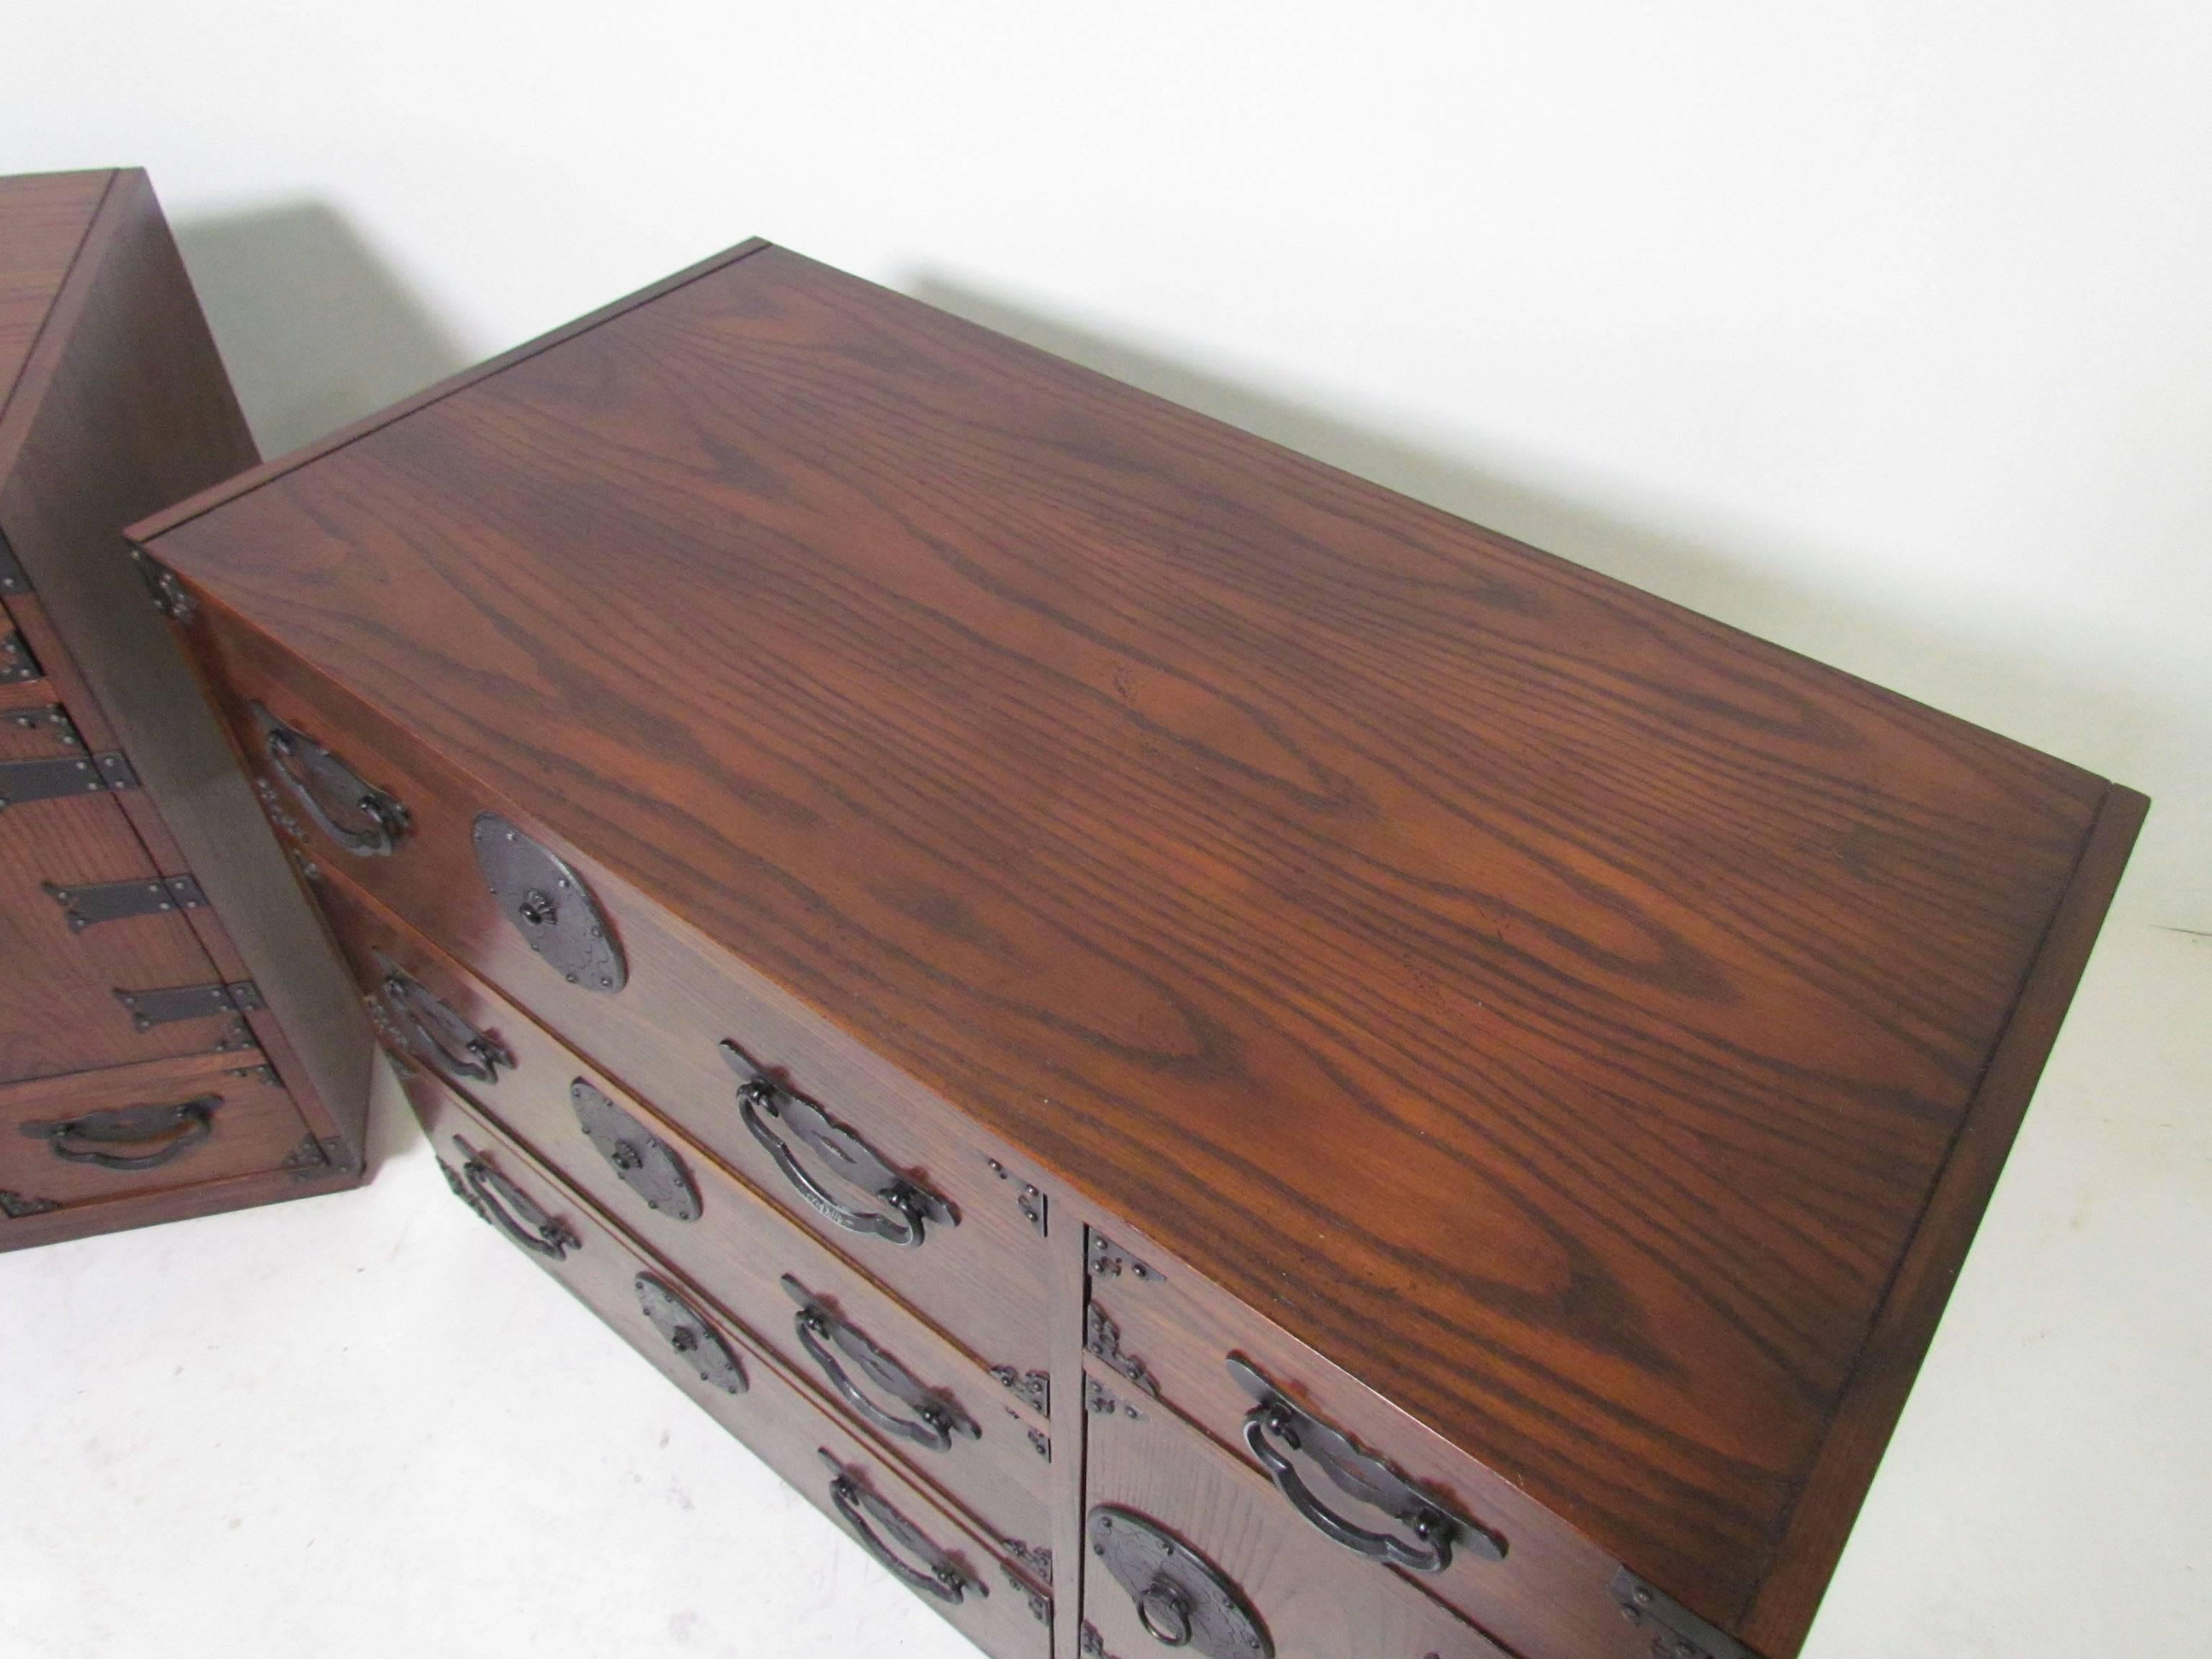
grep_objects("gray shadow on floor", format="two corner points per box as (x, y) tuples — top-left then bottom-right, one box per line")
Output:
(902, 272), (2188, 918)
(174, 202), (475, 461)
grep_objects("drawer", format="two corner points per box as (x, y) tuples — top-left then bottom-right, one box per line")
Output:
(0, 1049), (316, 1218)
(405, 1069), (1052, 1659)
(1084, 1226), (1646, 1659)
(0, 690), (248, 1083)
(315, 865), (1052, 1546)
(184, 602), (1054, 1382)
(1082, 1362), (1510, 1659)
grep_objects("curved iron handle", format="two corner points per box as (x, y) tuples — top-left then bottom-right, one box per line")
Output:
(785, 1277), (977, 1454)
(1231, 1356), (1501, 1574)
(253, 701), (408, 857)
(22, 1095), (218, 1172)
(452, 1141), (579, 1260)
(822, 1453), (981, 1605)
(379, 963), (511, 1085)
(722, 1043), (952, 1249)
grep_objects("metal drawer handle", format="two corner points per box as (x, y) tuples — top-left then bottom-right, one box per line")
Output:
(253, 701), (408, 857)
(444, 1139), (580, 1259)
(378, 959), (512, 1085)
(784, 1275), (978, 1453)
(720, 1042), (953, 1249)
(20, 1095), (219, 1172)
(1229, 1355), (1503, 1574)
(821, 1451), (982, 1606)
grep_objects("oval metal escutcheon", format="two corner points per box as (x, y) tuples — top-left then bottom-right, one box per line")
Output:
(572, 1080), (701, 1220)
(634, 1273), (748, 1395)
(1087, 1506), (1272, 1658)
(472, 813), (626, 993)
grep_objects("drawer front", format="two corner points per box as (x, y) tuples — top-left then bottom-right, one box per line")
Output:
(1084, 1226), (1646, 1659)
(184, 602), (1054, 1379)
(0, 688), (246, 1082)
(1082, 1364), (1510, 1659)
(406, 1071), (1052, 1659)
(315, 866), (1052, 1545)
(0, 1048), (316, 1217)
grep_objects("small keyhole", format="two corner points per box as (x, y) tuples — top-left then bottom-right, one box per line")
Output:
(517, 889), (556, 927)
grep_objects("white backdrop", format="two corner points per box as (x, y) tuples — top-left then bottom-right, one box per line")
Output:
(4, 8), (2209, 1659)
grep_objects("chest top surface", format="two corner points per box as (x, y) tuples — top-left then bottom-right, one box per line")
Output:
(0, 171), (112, 420)
(140, 242), (2123, 1625)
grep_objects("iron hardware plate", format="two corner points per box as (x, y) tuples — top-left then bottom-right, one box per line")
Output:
(1228, 1354), (1502, 1573)
(721, 1040), (953, 1248)
(113, 979), (263, 1031)
(6, 703), (81, 746)
(573, 1080), (699, 1220)
(822, 1450), (982, 1605)
(0, 529), (30, 594)
(44, 874), (207, 931)
(133, 549), (195, 621)
(1610, 1569), (1750, 1659)
(0, 630), (41, 683)
(472, 813), (626, 992)
(989, 1364), (1051, 1418)
(1087, 1506), (1272, 1659)
(374, 954), (513, 1085)
(634, 1273), (749, 1394)
(0, 1189), (62, 1219)
(783, 1274), (977, 1452)
(0, 750), (138, 808)
(1085, 1303), (1159, 1397)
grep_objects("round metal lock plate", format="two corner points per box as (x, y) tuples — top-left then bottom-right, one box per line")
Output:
(472, 813), (626, 992)
(634, 1273), (747, 1394)
(574, 1080), (701, 1220)
(1087, 1506), (1272, 1659)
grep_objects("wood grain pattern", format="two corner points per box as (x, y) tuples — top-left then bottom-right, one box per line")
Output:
(140, 243), (2141, 1647)
(0, 171), (109, 416)
(408, 1070), (1052, 1659)
(312, 862), (1053, 1545)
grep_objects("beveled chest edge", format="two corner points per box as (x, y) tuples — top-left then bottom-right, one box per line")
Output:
(1738, 778), (2147, 1654)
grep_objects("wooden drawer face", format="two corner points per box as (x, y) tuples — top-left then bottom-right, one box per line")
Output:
(0, 689), (242, 1083)
(1083, 1365), (1509, 1659)
(405, 1071), (1052, 1659)
(314, 866), (1053, 1546)
(186, 601), (1055, 1381)
(1086, 1226), (1645, 1659)
(0, 1049), (314, 1217)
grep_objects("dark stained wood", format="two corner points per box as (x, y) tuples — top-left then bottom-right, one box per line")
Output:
(139, 243), (2144, 1653)
(0, 167), (373, 1249)
(0, 171), (109, 408)
(0, 1047), (316, 1216)
(407, 1069), (1053, 1659)
(1083, 1362), (1509, 1659)
(312, 862), (1053, 1546)
(177, 613), (1060, 1380)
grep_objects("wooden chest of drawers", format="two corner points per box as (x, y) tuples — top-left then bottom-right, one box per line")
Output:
(132, 240), (2144, 1659)
(0, 170), (372, 1248)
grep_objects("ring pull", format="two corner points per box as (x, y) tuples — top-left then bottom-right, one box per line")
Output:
(720, 1042), (953, 1249)
(783, 1275), (978, 1453)
(252, 702), (408, 857)
(444, 1139), (579, 1259)
(1228, 1356), (1502, 1574)
(821, 1452), (982, 1605)
(21, 1095), (219, 1172)
(377, 956), (512, 1085)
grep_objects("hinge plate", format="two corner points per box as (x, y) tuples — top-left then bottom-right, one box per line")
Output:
(1609, 1569), (1753, 1659)
(0, 750), (138, 808)
(0, 630), (43, 684)
(45, 874), (208, 931)
(113, 979), (264, 1031)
